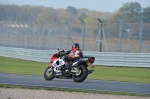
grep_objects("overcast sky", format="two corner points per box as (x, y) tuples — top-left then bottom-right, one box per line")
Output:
(0, 0), (150, 12)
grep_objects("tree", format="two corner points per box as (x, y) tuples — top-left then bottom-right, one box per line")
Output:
(142, 7), (150, 40)
(119, 2), (142, 15)
(78, 8), (88, 20)
(111, 2), (142, 21)
(36, 7), (58, 22)
(66, 6), (78, 15)
(142, 7), (150, 21)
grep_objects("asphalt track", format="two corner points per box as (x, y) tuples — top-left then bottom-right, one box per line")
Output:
(0, 73), (150, 94)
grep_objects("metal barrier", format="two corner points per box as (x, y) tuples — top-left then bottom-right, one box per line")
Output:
(0, 46), (150, 67)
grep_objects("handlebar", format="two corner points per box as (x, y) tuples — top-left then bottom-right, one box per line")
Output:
(56, 48), (70, 59)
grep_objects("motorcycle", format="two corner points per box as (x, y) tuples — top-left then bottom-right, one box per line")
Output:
(44, 48), (95, 82)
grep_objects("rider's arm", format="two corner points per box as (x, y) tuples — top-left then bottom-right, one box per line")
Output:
(71, 50), (80, 58)
(65, 50), (71, 54)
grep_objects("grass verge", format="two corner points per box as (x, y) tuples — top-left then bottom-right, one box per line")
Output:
(0, 84), (150, 97)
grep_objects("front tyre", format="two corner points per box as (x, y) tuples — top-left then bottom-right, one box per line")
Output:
(44, 67), (55, 80)
(72, 65), (88, 82)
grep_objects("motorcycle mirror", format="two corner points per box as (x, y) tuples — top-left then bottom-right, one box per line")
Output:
(57, 47), (60, 51)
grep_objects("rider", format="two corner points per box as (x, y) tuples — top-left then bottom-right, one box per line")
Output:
(65, 43), (83, 72)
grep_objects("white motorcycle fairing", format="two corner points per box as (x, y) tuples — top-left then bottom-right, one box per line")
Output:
(52, 58), (65, 75)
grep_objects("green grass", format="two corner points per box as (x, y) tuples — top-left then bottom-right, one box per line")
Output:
(88, 66), (150, 84)
(0, 56), (49, 75)
(0, 56), (150, 84)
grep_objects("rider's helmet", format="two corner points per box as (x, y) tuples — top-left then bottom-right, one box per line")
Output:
(72, 43), (80, 48)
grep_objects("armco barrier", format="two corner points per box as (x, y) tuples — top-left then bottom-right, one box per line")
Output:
(0, 46), (150, 67)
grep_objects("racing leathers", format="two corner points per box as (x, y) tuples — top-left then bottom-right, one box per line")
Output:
(65, 47), (83, 72)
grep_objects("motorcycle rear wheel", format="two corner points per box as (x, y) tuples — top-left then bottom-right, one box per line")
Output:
(44, 67), (55, 80)
(72, 65), (88, 82)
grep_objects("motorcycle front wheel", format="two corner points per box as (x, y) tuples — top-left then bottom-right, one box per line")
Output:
(72, 65), (88, 82)
(44, 67), (55, 80)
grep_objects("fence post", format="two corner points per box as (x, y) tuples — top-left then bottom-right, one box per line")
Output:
(79, 18), (85, 51)
(65, 19), (70, 49)
(97, 18), (103, 52)
(51, 21), (56, 50)
(117, 17), (122, 52)
(56, 21), (63, 49)
(41, 21), (45, 50)
(45, 21), (52, 50)
(138, 18), (143, 52)
(26, 22), (32, 49)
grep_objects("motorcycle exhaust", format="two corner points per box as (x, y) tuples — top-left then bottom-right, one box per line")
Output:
(88, 70), (94, 74)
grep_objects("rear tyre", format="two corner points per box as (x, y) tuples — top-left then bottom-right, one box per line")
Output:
(72, 65), (88, 82)
(44, 67), (55, 80)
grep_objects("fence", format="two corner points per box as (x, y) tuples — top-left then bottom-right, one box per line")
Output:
(0, 18), (150, 52)
(0, 46), (150, 67)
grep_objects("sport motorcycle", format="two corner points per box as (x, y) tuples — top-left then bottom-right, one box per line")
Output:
(44, 48), (95, 82)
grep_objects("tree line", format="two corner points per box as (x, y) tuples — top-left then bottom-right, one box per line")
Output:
(0, 2), (149, 22)
(0, 2), (150, 39)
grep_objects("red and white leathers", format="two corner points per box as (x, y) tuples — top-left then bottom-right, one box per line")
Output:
(67, 47), (83, 60)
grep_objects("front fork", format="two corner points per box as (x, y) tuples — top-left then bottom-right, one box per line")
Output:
(48, 62), (52, 67)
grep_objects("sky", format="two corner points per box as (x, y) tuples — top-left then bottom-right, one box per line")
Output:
(0, 0), (150, 12)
